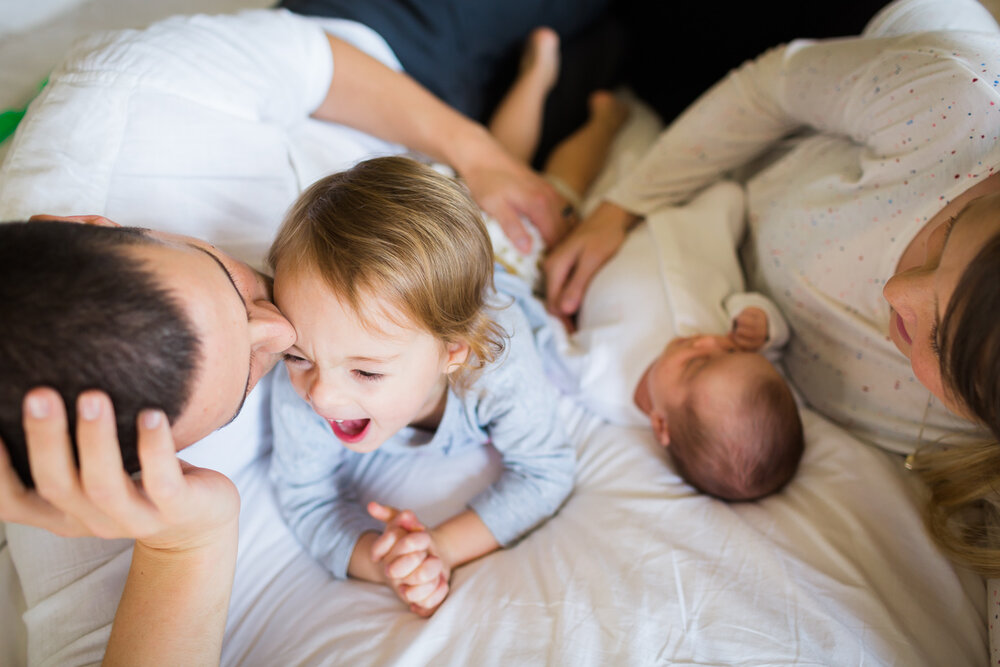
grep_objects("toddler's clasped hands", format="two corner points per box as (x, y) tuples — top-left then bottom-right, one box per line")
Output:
(367, 501), (451, 617)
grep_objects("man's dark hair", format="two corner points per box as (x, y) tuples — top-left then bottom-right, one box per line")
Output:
(0, 221), (200, 487)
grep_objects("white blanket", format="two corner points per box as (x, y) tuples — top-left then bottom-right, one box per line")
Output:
(0, 0), (989, 665)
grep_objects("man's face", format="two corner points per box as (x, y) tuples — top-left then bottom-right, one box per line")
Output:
(131, 232), (295, 448)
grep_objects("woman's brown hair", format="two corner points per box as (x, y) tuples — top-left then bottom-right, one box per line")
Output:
(912, 230), (1000, 576)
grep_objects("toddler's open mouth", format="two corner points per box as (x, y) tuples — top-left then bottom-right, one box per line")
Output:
(329, 418), (371, 443)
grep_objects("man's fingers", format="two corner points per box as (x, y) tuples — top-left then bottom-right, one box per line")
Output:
(135, 409), (185, 513)
(23, 388), (81, 507)
(494, 207), (532, 254)
(0, 433), (76, 533)
(76, 392), (148, 536)
(519, 188), (563, 246)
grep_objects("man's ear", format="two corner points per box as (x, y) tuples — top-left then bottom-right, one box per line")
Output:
(650, 411), (670, 447)
(29, 214), (120, 227)
(444, 341), (470, 373)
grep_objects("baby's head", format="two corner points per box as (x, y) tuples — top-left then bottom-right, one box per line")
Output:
(635, 334), (804, 501)
(267, 156), (505, 452)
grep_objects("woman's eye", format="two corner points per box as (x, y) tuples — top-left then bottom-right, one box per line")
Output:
(353, 370), (384, 382)
(929, 321), (942, 359)
(283, 353), (308, 364)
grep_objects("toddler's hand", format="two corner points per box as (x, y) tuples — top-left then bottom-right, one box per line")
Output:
(368, 501), (451, 617)
(730, 307), (769, 351)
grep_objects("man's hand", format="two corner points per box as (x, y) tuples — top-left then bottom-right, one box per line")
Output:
(0, 388), (239, 550)
(456, 138), (567, 253)
(729, 307), (769, 351)
(543, 201), (639, 316)
(368, 501), (451, 617)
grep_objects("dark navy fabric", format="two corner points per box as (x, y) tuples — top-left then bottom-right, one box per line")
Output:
(278, 0), (622, 165)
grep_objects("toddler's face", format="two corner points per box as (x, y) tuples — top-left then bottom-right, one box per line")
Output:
(633, 334), (775, 444)
(274, 266), (467, 453)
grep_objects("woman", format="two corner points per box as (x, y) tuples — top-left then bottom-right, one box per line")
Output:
(544, 0), (1000, 574)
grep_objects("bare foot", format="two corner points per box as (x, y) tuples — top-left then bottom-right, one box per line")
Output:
(588, 90), (630, 133)
(519, 27), (561, 93)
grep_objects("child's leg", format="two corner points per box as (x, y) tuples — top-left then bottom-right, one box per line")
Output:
(487, 27), (560, 164)
(542, 91), (629, 203)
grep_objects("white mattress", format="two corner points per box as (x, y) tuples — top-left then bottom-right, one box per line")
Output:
(0, 0), (990, 665)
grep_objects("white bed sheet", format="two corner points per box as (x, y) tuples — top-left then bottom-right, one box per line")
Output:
(0, 0), (990, 665)
(215, 400), (985, 665)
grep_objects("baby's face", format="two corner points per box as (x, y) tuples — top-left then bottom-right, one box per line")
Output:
(634, 334), (777, 442)
(274, 265), (466, 453)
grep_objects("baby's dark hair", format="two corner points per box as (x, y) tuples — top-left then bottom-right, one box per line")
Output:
(0, 220), (200, 488)
(668, 368), (804, 501)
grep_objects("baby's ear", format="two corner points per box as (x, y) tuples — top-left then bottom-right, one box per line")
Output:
(650, 412), (670, 448)
(444, 341), (470, 373)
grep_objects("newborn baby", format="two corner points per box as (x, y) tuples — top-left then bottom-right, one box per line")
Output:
(503, 181), (804, 501)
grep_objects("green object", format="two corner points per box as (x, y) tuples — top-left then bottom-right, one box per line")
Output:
(0, 77), (48, 145)
(0, 109), (27, 144)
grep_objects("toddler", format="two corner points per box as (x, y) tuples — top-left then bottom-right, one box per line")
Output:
(267, 156), (574, 617)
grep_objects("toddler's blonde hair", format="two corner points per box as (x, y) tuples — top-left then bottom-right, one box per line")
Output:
(268, 156), (505, 389)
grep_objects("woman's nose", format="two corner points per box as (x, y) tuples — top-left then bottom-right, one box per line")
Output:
(248, 300), (296, 354)
(883, 268), (931, 319)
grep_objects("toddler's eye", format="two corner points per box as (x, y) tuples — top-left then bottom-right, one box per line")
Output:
(353, 370), (384, 382)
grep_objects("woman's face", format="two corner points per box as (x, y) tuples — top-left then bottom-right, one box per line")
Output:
(883, 191), (1000, 418)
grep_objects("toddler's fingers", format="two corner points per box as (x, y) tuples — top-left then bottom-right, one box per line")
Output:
(401, 554), (443, 587)
(371, 526), (405, 562)
(396, 509), (425, 532)
(367, 500), (397, 523)
(411, 575), (449, 615)
(386, 550), (427, 580)
(401, 578), (440, 604)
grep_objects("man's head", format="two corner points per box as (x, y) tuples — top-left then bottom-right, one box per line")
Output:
(635, 334), (804, 501)
(0, 219), (295, 486)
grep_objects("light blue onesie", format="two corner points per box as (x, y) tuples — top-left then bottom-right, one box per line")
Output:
(269, 288), (575, 579)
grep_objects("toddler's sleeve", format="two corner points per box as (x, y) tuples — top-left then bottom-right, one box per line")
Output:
(269, 366), (381, 579)
(466, 304), (576, 546)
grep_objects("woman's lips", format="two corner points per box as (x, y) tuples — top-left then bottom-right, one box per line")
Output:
(329, 418), (371, 444)
(895, 313), (913, 346)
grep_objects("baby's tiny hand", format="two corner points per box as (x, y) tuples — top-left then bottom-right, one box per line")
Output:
(730, 307), (768, 351)
(368, 502), (452, 617)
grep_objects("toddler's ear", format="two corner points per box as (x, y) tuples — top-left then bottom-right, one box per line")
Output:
(649, 412), (670, 448)
(444, 341), (470, 373)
